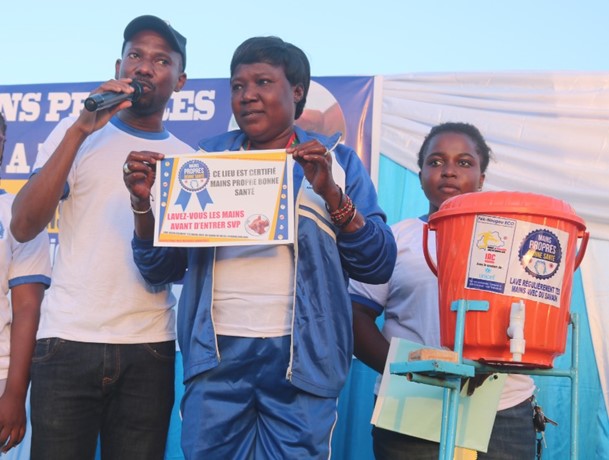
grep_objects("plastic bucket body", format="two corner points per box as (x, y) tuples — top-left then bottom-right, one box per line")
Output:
(425, 191), (588, 368)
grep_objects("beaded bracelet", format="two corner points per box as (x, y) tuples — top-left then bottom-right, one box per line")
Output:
(339, 209), (357, 228)
(325, 186), (345, 219)
(331, 195), (354, 223)
(326, 187), (356, 228)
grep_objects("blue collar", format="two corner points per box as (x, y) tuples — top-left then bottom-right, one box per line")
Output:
(110, 116), (170, 140)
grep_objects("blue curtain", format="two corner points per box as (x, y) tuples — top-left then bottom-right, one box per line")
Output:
(533, 272), (609, 459)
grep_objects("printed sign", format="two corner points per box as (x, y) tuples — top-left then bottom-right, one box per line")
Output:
(466, 215), (568, 307)
(154, 150), (294, 247)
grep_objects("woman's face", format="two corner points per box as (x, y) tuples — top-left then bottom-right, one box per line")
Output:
(419, 131), (485, 213)
(230, 62), (303, 150)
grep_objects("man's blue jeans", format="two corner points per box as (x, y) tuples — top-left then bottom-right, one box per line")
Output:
(30, 338), (175, 460)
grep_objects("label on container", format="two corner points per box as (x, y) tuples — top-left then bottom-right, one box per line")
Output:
(465, 214), (568, 307)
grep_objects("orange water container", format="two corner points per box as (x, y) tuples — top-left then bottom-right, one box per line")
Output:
(423, 191), (588, 368)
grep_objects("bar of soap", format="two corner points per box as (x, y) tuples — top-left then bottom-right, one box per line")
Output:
(408, 348), (459, 363)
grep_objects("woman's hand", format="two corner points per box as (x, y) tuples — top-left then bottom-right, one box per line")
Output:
(287, 140), (342, 208)
(289, 139), (364, 232)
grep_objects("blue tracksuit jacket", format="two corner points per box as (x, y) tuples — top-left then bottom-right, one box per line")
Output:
(132, 126), (396, 398)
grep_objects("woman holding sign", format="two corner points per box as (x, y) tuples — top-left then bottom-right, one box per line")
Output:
(123, 36), (397, 459)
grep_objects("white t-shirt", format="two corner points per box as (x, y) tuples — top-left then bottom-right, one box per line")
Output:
(213, 244), (294, 337)
(34, 116), (194, 344)
(349, 218), (442, 348)
(349, 217), (535, 409)
(0, 191), (51, 379)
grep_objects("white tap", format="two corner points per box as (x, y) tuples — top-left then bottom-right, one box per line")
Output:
(507, 300), (526, 362)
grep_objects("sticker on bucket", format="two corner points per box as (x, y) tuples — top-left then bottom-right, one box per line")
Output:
(466, 214), (568, 308)
(518, 229), (562, 280)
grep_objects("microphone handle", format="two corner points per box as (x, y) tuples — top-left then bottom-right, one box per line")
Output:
(84, 81), (143, 112)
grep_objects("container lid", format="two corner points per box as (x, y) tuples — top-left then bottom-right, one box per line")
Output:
(429, 191), (587, 231)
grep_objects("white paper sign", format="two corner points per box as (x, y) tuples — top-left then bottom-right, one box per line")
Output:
(154, 150), (294, 247)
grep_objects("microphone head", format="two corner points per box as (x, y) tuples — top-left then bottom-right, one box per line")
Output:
(83, 81), (143, 112)
(130, 80), (143, 103)
(84, 95), (102, 112)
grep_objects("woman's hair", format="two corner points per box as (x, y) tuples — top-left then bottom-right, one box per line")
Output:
(230, 36), (310, 120)
(417, 122), (492, 173)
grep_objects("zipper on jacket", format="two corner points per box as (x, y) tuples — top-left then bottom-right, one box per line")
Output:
(285, 184), (303, 382)
(285, 139), (340, 381)
(210, 247), (221, 362)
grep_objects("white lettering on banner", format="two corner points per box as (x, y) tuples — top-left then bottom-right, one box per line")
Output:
(0, 92), (42, 121)
(5, 143), (31, 174)
(193, 90), (215, 120)
(168, 92), (193, 120)
(46, 92), (89, 121)
(1, 89), (216, 123)
(165, 89), (216, 121)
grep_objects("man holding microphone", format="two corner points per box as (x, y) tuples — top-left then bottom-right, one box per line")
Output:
(10, 15), (192, 459)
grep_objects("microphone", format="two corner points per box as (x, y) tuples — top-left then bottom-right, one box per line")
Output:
(84, 81), (143, 112)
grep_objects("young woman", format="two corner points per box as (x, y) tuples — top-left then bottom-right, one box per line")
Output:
(123, 36), (397, 459)
(350, 122), (536, 459)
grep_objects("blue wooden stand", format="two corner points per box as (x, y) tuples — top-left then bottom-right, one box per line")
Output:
(390, 299), (579, 460)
